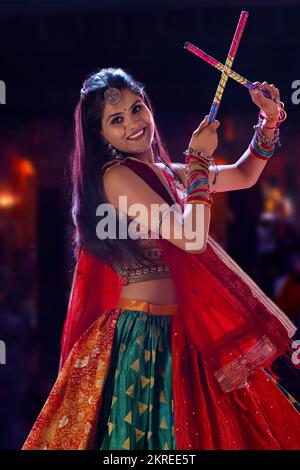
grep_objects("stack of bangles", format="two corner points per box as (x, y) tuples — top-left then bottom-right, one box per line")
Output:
(183, 148), (215, 209)
(249, 105), (287, 161)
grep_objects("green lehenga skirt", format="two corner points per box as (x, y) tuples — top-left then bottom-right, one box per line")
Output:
(94, 298), (178, 450)
(94, 297), (300, 450)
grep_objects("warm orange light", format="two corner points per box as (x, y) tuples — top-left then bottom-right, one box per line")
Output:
(18, 159), (36, 176)
(264, 185), (294, 217)
(0, 191), (19, 209)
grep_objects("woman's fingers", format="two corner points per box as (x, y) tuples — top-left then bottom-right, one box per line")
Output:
(195, 115), (209, 134)
(249, 82), (265, 101)
(252, 81), (263, 94)
(262, 81), (274, 98)
(274, 87), (281, 104)
(262, 81), (281, 102)
(251, 81), (281, 104)
(209, 119), (220, 130)
(196, 117), (220, 135)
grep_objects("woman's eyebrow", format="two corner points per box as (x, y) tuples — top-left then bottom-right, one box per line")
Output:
(107, 99), (141, 121)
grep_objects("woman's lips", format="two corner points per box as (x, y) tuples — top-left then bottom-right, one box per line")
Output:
(127, 127), (147, 141)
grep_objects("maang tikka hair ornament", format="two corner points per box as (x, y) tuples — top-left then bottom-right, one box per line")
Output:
(80, 76), (122, 104)
(100, 77), (122, 104)
(103, 84), (122, 104)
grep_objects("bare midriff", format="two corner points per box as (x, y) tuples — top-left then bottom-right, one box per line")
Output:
(120, 276), (178, 305)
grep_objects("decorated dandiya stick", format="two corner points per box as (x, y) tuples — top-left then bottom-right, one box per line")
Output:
(184, 42), (271, 100)
(208, 11), (249, 122)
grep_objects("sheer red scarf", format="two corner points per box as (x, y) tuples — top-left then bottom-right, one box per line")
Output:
(60, 157), (297, 447)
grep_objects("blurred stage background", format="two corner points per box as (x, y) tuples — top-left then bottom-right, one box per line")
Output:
(0, 0), (300, 449)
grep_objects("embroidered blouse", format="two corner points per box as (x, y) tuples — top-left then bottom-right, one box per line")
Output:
(101, 156), (186, 286)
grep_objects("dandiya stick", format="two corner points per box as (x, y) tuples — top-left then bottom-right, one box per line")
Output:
(184, 41), (271, 100)
(208, 11), (249, 122)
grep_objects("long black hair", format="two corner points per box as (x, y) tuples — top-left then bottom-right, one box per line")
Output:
(69, 67), (178, 270)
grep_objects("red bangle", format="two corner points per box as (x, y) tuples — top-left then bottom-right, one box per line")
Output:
(258, 107), (287, 127)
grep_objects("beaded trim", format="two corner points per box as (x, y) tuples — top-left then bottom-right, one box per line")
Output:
(114, 241), (172, 285)
(118, 264), (171, 285)
(214, 334), (278, 392)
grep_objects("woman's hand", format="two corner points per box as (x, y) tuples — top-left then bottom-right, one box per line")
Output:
(249, 81), (282, 119)
(188, 116), (220, 156)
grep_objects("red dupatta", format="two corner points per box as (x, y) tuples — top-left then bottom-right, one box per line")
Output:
(60, 156), (297, 449)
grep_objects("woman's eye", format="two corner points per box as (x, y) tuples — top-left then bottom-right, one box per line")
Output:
(111, 104), (142, 124)
(111, 116), (123, 125)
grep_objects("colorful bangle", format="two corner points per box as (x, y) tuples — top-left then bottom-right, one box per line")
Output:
(183, 147), (215, 167)
(184, 153), (214, 208)
(249, 142), (274, 161)
(249, 128), (277, 161)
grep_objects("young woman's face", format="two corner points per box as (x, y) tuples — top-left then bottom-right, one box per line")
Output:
(100, 88), (155, 155)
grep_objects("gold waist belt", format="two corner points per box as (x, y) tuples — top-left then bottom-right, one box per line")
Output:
(116, 297), (178, 316)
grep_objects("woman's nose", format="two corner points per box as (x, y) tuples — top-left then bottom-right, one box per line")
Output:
(127, 117), (140, 131)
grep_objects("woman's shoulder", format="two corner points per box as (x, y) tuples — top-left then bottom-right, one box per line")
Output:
(101, 159), (124, 177)
(101, 158), (186, 188)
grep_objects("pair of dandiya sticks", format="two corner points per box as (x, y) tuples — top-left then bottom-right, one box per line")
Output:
(184, 10), (278, 122)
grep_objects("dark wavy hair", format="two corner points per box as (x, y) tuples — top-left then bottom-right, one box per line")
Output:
(69, 67), (178, 270)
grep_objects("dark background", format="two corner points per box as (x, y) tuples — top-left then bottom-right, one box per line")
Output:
(0, 0), (300, 449)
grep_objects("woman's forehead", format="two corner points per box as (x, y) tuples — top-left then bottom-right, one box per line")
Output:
(103, 89), (140, 117)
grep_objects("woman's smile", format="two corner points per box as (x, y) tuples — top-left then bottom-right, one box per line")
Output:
(127, 126), (147, 141)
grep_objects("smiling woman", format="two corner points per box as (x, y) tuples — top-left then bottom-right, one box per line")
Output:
(100, 89), (155, 160)
(22, 67), (300, 451)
